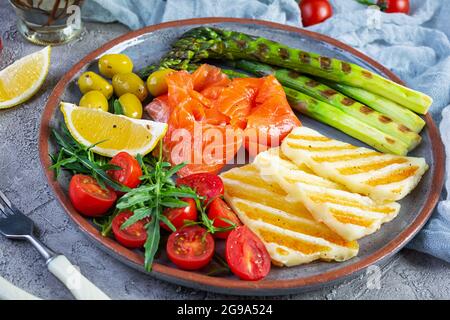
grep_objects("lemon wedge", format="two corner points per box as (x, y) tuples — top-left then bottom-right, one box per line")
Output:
(60, 102), (168, 157)
(0, 46), (51, 109)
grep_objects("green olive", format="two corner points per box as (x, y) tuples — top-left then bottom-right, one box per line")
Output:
(98, 54), (133, 78)
(118, 93), (143, 119)
(79, 90), (109, 112)
(112, 72), (148, 101)
(78, 71), (113, 99)
(146, 68), (174, 97)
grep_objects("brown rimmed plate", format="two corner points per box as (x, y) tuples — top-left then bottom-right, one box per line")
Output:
(39, 18), (445, 296)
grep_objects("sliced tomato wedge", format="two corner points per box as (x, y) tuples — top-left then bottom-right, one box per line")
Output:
(207, 198), (241, 239)
(69, 174), (116, 217)
(107, 152), (142, 189)
(112, 211), (147, 248)
(176, 173), (224, 203)
(160, 198), (197, 231)
(226, 226), (271, 281)
(167, 225), (215, 270)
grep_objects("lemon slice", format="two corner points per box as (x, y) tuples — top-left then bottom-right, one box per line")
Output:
(0, 46), (51, 109)
(61, 102), (168, 157)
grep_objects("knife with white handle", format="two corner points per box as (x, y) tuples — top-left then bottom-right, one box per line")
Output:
(0, 276), (41, 300)
(47, 255), (110, 300)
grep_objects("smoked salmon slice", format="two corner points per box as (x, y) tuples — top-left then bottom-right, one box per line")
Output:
(145, 64), (301, 176)
(244, 75), (301, 156)
(145, 94), (171, 123)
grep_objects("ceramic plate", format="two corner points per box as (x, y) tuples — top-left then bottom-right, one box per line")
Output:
(39, 18), (445, 296)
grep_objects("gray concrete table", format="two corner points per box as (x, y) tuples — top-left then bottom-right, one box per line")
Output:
(1, 3), (449, 300)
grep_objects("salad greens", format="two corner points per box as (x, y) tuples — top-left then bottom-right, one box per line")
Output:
(50, 128), (236, 272)
(50, 127), (129, 192)
(115, 143), (198, 270)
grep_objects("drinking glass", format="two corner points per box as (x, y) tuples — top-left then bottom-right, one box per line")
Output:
(9, 0), (85, 45)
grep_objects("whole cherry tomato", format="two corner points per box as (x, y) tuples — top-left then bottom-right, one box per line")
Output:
(107, 152), (142, 189)
(68, 174), (116, 217)
(377, 0), (409, 14)
(300, 0), (333, 27)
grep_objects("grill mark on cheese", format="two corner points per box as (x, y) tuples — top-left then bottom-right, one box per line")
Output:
(366, 166), (419, 186)
(337, 158), (408, 175)
(222, 172), (283, 194)
(287, 141), (357, 152)
(223, 183), (311, 220)
(288, 135), (331, 142)
(276, 247), (290, 256)
(312, 151), (381, 163)
(235, 202), (355, 248)
(257, 229), (331, 254)
(308, 194), (396, 214)
(330, 208), (375, 227)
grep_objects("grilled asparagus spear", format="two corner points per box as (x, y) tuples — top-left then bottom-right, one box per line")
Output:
(152, 27), (432, 114)
(233, 60), (421, 150)
(325, 82), (426, 133)
(284, 87), (409, 155)
(219, 67), (409, 155)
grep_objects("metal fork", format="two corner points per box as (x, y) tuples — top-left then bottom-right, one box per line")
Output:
(0, 191), (110, 300)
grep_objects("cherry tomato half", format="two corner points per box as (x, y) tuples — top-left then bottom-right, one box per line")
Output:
(107, 152), (143, 189)
(176, 173), (224, 203)
(378, 0), (409, 14)
(69, 174), (117, 217)
(207, 198), (241, 239)
(112, 211), (147, 248)
(167, 225), (215, 270)
(160, 198), (198, 231)
(300, 0), (333, 27)
(226, 226), (271, 281)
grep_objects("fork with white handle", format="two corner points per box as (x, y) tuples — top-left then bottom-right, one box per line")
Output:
(0, 190), (110, 300)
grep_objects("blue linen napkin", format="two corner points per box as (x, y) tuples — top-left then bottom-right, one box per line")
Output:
(82, 0), (450, 263)
(82, 0), (302, 29)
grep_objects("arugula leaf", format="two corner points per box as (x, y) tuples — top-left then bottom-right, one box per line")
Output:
(50, 127), (130, 193)
(113, 99), (124, 115)
(159, 214), (177, 232)
(160, 198), (190, 208)
(144, 213), (160, 270)
(93, 209), (119, 237)
(120, 207), (152, 229)
(115, 142), (200, 271)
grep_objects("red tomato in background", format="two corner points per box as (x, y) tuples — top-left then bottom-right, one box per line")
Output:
(112, 211), (147, 248)
(300, 0), (333, 27)
(378, 0), (409, 14)
(207, 198), (241, 239)
(107, 152), (142, 189)
(226, 226), (271, 281)
(160, 198), (198, 231)
(166, 225), (215, 270)
(176, 173), (224, 204)
(69, 174), (117, 217)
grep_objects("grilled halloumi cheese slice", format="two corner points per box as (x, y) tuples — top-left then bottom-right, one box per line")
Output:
(220, 165), (359, 267)
(281, 127), (428, 202)
(254, 149), (400, 241)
